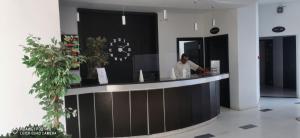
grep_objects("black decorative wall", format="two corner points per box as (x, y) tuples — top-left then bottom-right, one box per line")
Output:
(78, 9), (159, 84)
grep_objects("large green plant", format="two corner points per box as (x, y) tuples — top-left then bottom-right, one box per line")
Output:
(82, 36), (108, 79)
(22, 35), (86, 131)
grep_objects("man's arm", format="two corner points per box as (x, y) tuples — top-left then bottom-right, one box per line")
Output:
(188, 60), (204, 72)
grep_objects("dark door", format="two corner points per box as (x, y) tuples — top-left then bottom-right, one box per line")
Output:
(205, 35), (229, 73)
(283, 36), (296, 90)
(184, 41), (203, 66)
(260, 39), (274, 86)
(177, 38), (204, 69)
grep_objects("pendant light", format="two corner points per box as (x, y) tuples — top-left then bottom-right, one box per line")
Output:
(122, 7), (126, 25)
(193, 0), (198, 31)
(163, 9), (168, 21)
(211, 5), (216, 27)
(194, 22), (198, 31)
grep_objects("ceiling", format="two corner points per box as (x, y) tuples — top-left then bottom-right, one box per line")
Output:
(60, 0), (298, 12)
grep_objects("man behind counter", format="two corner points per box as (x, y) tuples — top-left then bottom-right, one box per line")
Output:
(174, 53), (205, 78)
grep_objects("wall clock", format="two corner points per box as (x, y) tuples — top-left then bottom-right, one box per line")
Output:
(108, 38), (132, 62)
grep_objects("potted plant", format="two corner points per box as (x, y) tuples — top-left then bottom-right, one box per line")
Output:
(21, 35), (86, 137)
(82, 36), (109, 84)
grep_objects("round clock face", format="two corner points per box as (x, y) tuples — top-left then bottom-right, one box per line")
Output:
(108, 38), (132, 62)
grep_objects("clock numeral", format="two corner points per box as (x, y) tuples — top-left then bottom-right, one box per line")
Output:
(119, 58), (123, 61)
(128, 48), (131, 52)
(110, 43), (113, 46)
(110, 54), (113, 57)
(113, 39), (116, 43)
(118, 38), (121, 41)
(114, 57), (117, 61)
(127, 53), (130, 57)
(127, 42), (130, 46)
(109, 49), (112, 52)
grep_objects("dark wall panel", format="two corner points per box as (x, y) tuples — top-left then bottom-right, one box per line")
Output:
(113, 92), (131, 137)
(78, 94), (95, 138)
(131, 91), (148, 136)
(65, 96), (79, 138)
(95, 93), (113, 137)
(78, 9), (159, 84)
(215, 81), (221, 115)
(220, 79), (230, 108)
(191, 83), (210, 124)
(148, 89), (165, 134)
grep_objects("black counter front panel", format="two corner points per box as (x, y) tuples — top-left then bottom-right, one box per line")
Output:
(95, 93), (113, 137)
(65, 96), (79, 138)
(78, 94), (95, 138)
(131, 91), (148, 136)
(65, 82), (220, 137)
(148, 89), (165, 134)
(113, 92), (131, 137)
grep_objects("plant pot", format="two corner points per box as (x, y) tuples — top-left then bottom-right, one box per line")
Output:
(96, 68), (108, 84)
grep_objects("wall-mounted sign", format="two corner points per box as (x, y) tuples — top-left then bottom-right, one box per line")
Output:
(272, 26), (285, 33)
(108, 38), (132, 62)
(210, 27), (220, 34)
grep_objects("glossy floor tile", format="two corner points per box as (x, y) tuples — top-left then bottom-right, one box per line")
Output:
(130, 98), (300, 138)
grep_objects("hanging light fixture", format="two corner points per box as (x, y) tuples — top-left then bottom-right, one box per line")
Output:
(211, 5), (216, 27)
(193, 0), (198, 31)
(194, 22), (198, 31)
(122, 7), (126, 25)
(163, 9), (168, 21)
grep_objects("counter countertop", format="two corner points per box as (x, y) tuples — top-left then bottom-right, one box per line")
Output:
(66, 73), (229, 96)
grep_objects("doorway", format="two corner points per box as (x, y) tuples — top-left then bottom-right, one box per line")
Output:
(259, 36), (297, 98)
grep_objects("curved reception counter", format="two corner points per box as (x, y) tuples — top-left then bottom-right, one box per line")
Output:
(65, 74), (229, 138)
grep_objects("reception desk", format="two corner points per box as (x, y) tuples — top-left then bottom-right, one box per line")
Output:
(65, 74), (229, 138)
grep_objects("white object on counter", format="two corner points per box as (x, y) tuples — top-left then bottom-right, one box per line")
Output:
(97, 68), (108, 84)
(139, 70), (144, 82)
(211, 60), (220, 74)
(170, 68), (176, 80)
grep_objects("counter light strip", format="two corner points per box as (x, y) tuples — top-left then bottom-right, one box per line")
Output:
(129, 91), (132, 136)
(76, 95), (82, 138)
(147, 91), (150, 135)
(163, 89), (166, 132)
(111, 93), (115, 137)
(93, 93), (98, 137)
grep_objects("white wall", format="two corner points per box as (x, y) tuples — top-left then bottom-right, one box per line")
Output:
(259, 1), (300, 97)
(236, 3), (260, 109)
(0, 0), (61, 134)
(60, 5), (78, 34)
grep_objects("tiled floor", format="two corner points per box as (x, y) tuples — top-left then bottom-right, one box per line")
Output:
(132, 98), (300, 138)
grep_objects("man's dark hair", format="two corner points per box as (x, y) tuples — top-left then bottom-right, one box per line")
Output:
(181, 53), (188, 59)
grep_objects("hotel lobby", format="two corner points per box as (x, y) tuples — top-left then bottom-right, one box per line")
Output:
(1, 0), (300, 138)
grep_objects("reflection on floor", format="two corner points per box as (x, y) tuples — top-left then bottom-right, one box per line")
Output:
(130, 98), (300, 138)
(260, 85), (296, 98)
